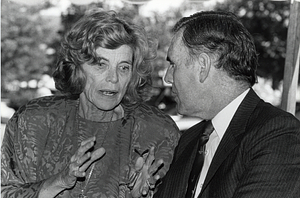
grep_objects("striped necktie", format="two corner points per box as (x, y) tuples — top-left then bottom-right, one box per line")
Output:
(185, 120), (214, 198)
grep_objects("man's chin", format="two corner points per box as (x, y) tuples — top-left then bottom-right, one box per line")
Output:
(176, 105), (194, 117)
(176, 105), (185, 116)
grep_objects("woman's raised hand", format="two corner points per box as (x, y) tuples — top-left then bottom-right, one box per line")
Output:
(39, 136), (106, 198)
(60, 136), (106, 188)
(130, 147), (163, 198)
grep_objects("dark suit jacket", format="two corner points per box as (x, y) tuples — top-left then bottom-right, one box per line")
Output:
(154, 89), (300, 198)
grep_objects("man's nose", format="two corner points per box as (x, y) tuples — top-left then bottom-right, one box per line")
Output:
(164, 68), (173, 85)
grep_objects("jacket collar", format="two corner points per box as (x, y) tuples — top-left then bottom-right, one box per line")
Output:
(200, 88), (261, 194)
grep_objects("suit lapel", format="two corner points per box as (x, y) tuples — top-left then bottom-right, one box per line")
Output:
(163, 120), (206, 197)
(200, 89), (261, 195)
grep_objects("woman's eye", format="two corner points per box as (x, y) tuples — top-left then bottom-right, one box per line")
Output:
(97, 62), (107, 69)
(119, 64), (131, 72)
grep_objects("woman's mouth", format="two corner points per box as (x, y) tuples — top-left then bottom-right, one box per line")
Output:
(100, 90), (117, 96)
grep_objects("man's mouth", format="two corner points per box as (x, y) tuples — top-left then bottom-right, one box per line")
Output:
(171, 90), (177, 97)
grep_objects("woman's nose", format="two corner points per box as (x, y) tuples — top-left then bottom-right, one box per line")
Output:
(106, 68), (118, 83)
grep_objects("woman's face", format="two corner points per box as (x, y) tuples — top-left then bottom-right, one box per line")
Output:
(81, 45), (133, 111)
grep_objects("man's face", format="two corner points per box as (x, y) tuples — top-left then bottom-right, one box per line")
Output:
(81, 45), (133, 111)
(164, 32), (200, 116)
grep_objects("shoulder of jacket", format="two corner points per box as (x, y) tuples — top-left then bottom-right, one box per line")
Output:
(17, 94), (78, 115)
(128, 103), (179, 128)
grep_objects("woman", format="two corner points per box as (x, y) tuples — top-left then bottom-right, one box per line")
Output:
(1, 10), (180, 198)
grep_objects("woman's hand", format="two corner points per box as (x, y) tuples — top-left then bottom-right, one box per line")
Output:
(39, 136), (105, 198)
(129, 147), (163, 198)
(60, 136), (106, 188)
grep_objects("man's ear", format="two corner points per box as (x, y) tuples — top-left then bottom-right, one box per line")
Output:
(197, 53), (211, 83)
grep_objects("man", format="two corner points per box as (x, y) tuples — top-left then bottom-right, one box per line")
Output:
(154, 11), (300, 198)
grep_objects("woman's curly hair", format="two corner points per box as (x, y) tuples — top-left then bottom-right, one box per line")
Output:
(53, 9), (157, 105)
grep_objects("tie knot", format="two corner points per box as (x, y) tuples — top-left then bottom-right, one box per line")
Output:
(203, 120), (214, 136)
(198, 120), (214, 146)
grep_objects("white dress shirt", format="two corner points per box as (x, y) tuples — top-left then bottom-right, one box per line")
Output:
(194, 88), (250, 198)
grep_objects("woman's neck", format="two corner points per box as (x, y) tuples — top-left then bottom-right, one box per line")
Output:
(78, 99), (124, 122)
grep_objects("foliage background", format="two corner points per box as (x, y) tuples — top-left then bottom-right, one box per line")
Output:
(1, 0), (296, 114)
(215, 0), (290, 89)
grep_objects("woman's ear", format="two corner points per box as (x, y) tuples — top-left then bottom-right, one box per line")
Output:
(197, 53), (211, 83)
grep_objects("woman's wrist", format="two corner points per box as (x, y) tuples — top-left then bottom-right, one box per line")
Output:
(38, 173), (67, 198)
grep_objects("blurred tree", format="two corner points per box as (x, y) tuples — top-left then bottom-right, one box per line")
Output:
(1, 0), (59, 108)
(138, 10), (183, 112)
(215, 0), (290, 89)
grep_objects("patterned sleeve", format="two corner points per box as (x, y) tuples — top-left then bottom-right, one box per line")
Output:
(1, 110), (44, 198)
(130, 104), (181, 178)
(151, 114), (180, 178)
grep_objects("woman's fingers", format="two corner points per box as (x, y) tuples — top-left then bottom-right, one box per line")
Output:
(77, 136), (96, 156)
(141, 183), (149, 195)
(149, 158), (164, 175)
(130, 147), (167, 198)
(134, 156), (145, 171)
(60, 137), (105, 189)
(145, 147), (155, 166)
(143, 157), (164, 195)
(69, 137), (95, 175)
(70, 137), (105, 175)
(78, 147), (105, 172)
(70, 136), (95, 163)
(81, 136), (96, 145)
(91, 147), (106, 161)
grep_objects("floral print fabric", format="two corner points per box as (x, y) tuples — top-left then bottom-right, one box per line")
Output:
(1, 95), (180, 198)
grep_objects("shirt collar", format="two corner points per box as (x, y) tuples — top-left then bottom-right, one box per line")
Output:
(212, 88), (250, 140)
